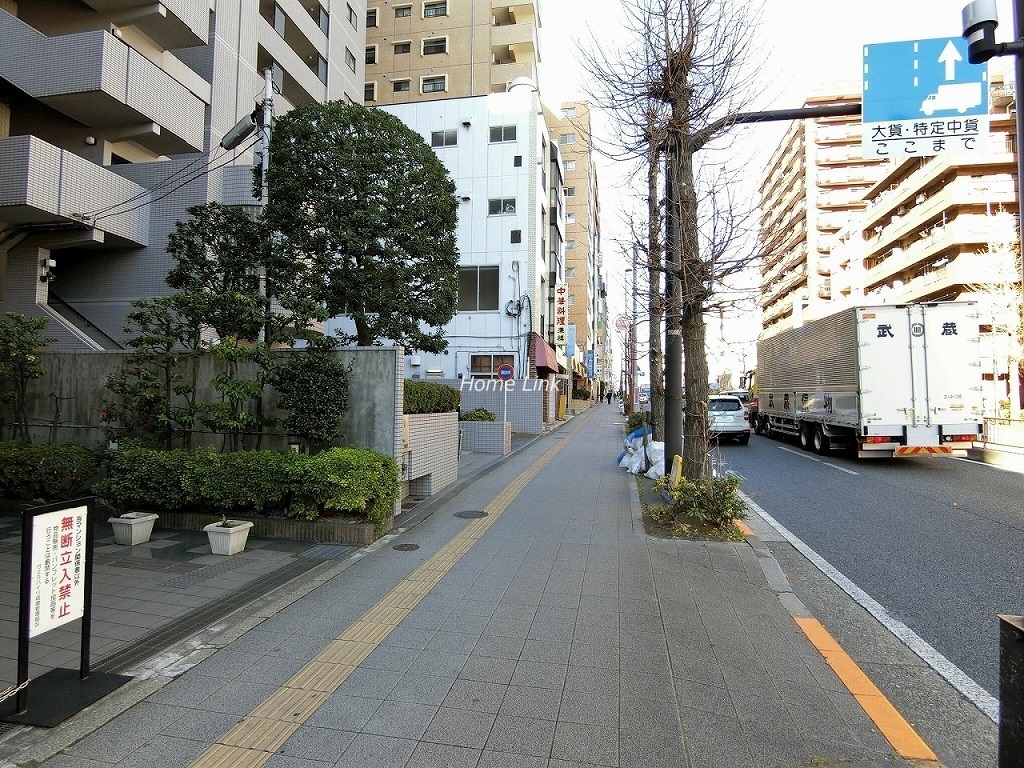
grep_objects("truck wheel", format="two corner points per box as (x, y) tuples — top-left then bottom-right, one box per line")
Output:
(813, 425), (829, 455)
(799, 425), (813, 451)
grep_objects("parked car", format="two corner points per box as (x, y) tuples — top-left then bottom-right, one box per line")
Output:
(721, 389), (750, 404)
(707, 394), (750, 445)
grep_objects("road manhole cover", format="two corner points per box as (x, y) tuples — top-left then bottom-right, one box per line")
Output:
(393, 543), (420, 551)
(455, 510), (488, 519)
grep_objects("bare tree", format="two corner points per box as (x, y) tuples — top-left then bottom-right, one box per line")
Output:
(583, 0), (765, 478)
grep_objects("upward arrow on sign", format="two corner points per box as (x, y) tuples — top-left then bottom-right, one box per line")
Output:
(939, 39), (961, 81)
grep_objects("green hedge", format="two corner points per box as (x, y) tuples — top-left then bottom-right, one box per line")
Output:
(91, 445), (400, 530)
(0, 442), (99, 501)
(403, 380), (459, 414)
(460, 407), (495, 422)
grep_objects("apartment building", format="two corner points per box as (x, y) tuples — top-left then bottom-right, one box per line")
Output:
(829, 103), (1020, 412)
(363, 0), (540, 105)
(757, 87), (890, 336)
(362, 82), (565, 381)
(0, 0), (365, 350)
(550, 100), (605, 397)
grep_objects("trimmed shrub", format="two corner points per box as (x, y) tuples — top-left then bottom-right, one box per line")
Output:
(403, 380), (459, 414)
(0, 441), (99, 501)
(91, 445), (399, 530)
(460, 407), (495, 422)
(292, 448), (400, 531)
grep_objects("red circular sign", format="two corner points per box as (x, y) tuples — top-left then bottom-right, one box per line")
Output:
(497, 363), (514, 381)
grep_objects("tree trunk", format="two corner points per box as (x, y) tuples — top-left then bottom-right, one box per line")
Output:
(647, 145), (665, 441)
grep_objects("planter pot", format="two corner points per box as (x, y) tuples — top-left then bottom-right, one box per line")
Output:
(203, 520), (254, 555)
(108, 512), (159, 546)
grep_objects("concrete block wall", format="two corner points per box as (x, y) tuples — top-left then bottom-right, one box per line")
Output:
(403, 412), (458, 499)
(460, 421), (511, 455)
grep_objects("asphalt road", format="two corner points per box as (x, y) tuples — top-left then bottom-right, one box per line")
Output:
(718, 434), (1023, 701)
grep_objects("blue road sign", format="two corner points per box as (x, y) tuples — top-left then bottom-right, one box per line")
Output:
(862, 37), (989, 157)
(863, 37), (988, 122)
(497, 363), (514, 381)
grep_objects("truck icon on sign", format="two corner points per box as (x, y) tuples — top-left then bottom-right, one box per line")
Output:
(920, 82), (982, 115)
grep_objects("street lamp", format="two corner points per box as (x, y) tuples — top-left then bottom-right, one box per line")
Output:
(624, 267), (634, 414)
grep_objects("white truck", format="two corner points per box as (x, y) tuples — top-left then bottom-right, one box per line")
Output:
(754, 303), (984, 458)
(920, 82), (983, 115)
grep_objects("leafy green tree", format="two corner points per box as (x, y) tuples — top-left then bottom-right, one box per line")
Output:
(0, 313), (55, 443)
(269, 339), (351, 454)
(103, 295), (203, 449)
(265, 101), (459, 352)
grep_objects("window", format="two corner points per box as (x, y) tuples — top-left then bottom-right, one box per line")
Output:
(395, 5), (412, 17)
(566, 212), (576, 224)
(562, 106), (577, 118)
(489, 125), (516, 143)
(424, 1), (447, 18)
(366, 8), (378, 27)
(488, 198), (516, 215)
(566, 267), (576, 278)
(421, 75), (446, 93)
(316, 55), (328, 84)
(345, 47), (356, 72)
(431, 129), (457, 147)
(564, 160), (576, 171)
(422, 37), (447, 55)
(459, 267), (499, 312)
(364, 82), (376, 101)
(393, 79), (411, 92)
(564, 186), (576, 197)
(565, 240), (576, 251)
(366, 46), (377, 64)
(347, 3), (357, 28)
(513, 155), (522, 167)
(559, 133), (576, 145)
(470, 353), (513, 378)
(393, 41), (411, 54)
(510, 230), (522, 244)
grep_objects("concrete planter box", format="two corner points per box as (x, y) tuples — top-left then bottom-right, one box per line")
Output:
(108, 512), (159, 545)
(459, 421), (511, 455)
(203, 520), (254, 555)
(402, 412), (459, 499)
(157, 512), (389, 546)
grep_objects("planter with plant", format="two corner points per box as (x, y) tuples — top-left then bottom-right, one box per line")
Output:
(108, 511), (159, 545)
(203, 515), (255, 555)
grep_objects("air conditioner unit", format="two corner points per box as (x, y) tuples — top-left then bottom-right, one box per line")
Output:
(409, 355), (422, 366)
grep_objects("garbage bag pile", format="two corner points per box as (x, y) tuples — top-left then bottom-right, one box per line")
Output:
(617, 426), (665, 478)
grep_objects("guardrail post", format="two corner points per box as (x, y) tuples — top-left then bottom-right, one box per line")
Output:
(999, 614), (1024, 768)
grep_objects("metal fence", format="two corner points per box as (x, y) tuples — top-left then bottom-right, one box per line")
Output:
(982, 418), (1024, 447)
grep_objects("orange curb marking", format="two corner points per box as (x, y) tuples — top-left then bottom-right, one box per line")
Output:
(736, 519), (754, 536)
(794, 616), (938, 762)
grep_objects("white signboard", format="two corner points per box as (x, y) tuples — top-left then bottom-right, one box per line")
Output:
(862, 37), (989, 158)
(553, 282), (569, 348)
(29, 505), (87, 637)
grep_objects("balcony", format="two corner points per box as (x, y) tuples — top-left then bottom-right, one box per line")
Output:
(79, 0), (207, 48)
(0, 12), (205, 154)
(0, 136), (149, 248)
(492, 17), (539, 53)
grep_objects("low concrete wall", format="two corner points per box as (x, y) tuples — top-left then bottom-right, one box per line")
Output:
(427, 377), (554, 434)
(402, 412), (458, 499)
(460, 421), (511, 454)
(149, 510), (387, 546)
(0, 348), (401, 458)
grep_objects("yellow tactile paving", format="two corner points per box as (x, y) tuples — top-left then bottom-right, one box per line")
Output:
(794, 616), (938, 762)
(192, 743), (275, 768)
(249, 688), (330, 723)
(187, 415), (591, 768)
(218, 717), (299, 751)
(313, 639), (376, 666)
(284, 661), (355, 692)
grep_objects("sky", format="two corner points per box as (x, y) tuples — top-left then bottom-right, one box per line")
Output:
(535, 0), (1017, 381)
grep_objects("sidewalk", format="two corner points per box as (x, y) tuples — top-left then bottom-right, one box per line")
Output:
(0, 405), (936, 767)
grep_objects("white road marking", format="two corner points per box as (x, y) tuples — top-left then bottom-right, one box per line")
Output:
(778, 446), (860, 475)
(740, 491), (999, 724)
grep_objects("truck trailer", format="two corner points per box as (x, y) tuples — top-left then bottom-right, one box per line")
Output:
(754, 303), (984, 458)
